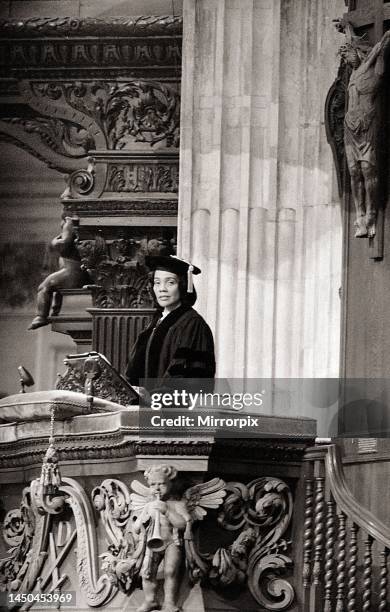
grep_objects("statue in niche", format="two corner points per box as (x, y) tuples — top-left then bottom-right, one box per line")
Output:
(94, 466), (226, 612)
(337, 22), (390, 237)
(28, 217), (87, 330)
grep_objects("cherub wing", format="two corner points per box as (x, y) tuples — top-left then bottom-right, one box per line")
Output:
(184, 477), (226, 522)
(130, 479), (151, 512)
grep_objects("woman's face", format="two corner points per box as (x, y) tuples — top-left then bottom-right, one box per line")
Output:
(153, 269), (181, 311)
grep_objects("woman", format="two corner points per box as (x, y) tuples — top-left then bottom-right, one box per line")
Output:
(125, 255), (215, 389)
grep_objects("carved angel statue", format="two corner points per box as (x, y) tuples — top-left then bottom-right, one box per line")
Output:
(28, 216), (87, 330)
(94, 466), (225, 612)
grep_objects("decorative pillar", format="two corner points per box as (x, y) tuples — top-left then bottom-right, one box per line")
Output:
(179, 0), (344, 379)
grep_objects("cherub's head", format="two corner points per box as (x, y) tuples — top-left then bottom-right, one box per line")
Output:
(144, 465), (177, 500)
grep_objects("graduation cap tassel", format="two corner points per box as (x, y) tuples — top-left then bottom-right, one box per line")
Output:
(187, 264), (194, 293)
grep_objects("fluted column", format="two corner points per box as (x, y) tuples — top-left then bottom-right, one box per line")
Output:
(179, 0), (344, 378)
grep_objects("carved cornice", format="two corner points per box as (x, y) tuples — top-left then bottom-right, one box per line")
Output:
(213, 438), (312, 463)
(0, 435), (312, 469)
(0, 17), (182, 79)
(0, 436), (214, 468)
(63, 198), (178, 216)
(0, 16), (182, 38)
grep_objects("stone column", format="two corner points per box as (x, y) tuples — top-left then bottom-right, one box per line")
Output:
(179, 0), (344, 379)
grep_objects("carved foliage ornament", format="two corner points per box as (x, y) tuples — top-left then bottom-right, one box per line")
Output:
(93, 471), (295, 611)
(76, 235), (172, 309)
(30, 80), (180, 150)
(0, 477), (116, 606)
(1, 470), (294, 611)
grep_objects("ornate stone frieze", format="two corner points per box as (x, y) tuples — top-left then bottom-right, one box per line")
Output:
(0, 16), (182, 78)
(107, 162), (178, 193)
(21, 80), (180, 151)
(0, 16), (182, 38)
(63, 198), (178, 217)
(0, 437), (214, 469)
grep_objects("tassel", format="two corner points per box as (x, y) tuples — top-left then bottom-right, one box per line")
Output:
(40, 443), (62, 496)
(187, 264), (194, 293)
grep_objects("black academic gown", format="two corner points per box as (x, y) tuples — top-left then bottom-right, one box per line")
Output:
(125, 305), (216, 388)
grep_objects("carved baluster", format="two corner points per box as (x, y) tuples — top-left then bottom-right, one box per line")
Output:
(347, 522), (359, 612)
(303, 478), (314, 589)
(379, 547), (389, 612)
(336, 511), (346, 612)
(362, 535), (373, 612)
(313, 477), (325, 585)
(324, 497), (336, 612)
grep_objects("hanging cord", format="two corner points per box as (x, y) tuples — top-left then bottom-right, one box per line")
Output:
(40, 406), (62, 496)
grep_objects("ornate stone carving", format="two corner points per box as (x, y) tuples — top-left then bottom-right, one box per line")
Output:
(63, 199), (178, 217)
(207, 478), (294, 610)
(0, 490), (35, 591)
(77, 235), (173, 308)
(0, 17), (182, 80)
(0, 476), (117, 606)
(93, 466), (226, 612)
(0, 16), (182, 39)
(94, 471), (295, 611)
(2, 116), (92, 159)
(107, 163), (178, 193)
(28, 80), (179, 151)
(0, 438), (214, 470)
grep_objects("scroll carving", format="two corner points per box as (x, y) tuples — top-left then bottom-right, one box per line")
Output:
(0, 490), (35, 591)
(211, 478), (295, 610)
(29, 80), (180, 150)
(0, 477), (116, 606)
(94, 472), (295, 611)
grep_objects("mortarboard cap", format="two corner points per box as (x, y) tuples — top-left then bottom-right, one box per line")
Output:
(145, 255), (201, 293)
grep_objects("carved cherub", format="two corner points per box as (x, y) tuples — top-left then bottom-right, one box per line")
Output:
(129, 466), (226, 612)
(28, 217), (87, 330)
